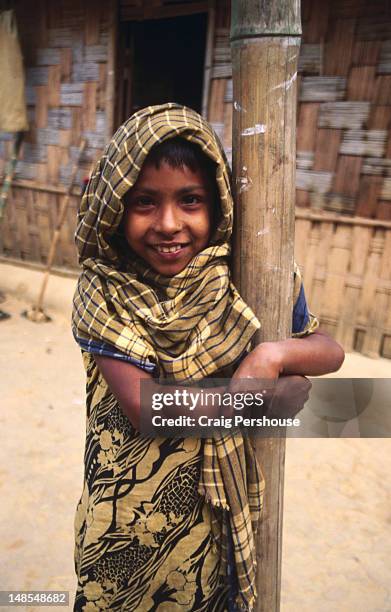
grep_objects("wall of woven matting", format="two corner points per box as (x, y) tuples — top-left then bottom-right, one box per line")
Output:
(209, 0), (391, 221)
(294, 212), (391, 358)
(0, 0), (113, 268)
(0, 0), (390, 356)
(206, 0), (391, 358)
(297, 0), (391, 358)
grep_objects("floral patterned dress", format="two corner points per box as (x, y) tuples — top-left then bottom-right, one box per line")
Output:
(73, 353), (229, 611)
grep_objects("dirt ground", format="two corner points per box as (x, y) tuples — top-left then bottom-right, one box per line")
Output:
(1, 260), (391, 612)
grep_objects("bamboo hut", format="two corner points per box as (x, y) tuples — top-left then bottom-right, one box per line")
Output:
(0, 0), (391, 358)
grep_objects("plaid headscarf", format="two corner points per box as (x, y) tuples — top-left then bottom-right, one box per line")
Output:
(72, 103), (264, 610)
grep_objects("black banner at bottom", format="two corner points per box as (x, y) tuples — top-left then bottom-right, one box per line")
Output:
(139, 378), (391, 438)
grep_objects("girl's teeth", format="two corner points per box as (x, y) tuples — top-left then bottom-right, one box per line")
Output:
(157, 245), (182, 253)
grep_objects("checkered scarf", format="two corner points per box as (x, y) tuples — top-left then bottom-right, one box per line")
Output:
(72, 103), (264, 610)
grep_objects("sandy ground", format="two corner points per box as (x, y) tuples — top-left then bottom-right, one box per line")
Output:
(1, 260), (391, 612)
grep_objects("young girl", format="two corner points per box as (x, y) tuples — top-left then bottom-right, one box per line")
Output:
(72, 103), (344, 611)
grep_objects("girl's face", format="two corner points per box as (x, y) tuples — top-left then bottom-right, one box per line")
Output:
(123, 160), (214, 276)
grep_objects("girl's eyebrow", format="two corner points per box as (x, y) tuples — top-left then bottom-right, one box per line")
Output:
(132, 184), (207, 195)
(177, 185), (207, 193)
(131, 187), (159, 195)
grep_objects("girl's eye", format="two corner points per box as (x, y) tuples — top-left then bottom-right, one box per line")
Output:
(182, 194), (202, 206)
(134, 197), (154, 207)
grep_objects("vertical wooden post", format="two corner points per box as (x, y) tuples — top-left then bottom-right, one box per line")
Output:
(201, 0), (216, 118)
(230, 2), (301, 611)
(106, 0), (118, 139)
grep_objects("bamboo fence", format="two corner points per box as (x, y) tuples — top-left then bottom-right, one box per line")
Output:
(295, 209), (391, 358)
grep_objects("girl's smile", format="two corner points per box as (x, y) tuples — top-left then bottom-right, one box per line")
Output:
(123, 160), (214, 276)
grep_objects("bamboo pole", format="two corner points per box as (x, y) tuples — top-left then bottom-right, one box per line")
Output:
(230, 2), (301, 610)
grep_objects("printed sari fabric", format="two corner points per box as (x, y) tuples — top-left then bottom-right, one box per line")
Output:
(74, 353), (228, 611)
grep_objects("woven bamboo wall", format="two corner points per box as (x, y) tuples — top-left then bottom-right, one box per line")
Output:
(0, 0), (112, 267)
(297, 0), (391, 220)
(295, 212), (391, 358)
(206, 0), (391, 221)
(203, 0), (391, 358)
(295, 0), (391, 358)
(1, 0), (390, 357)
(1, 185), (79, 266)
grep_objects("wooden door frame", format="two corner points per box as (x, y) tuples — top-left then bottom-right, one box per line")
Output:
(202, 0), (215, 118)
(112, 0), (214, 130)
(106, 0), (119, 140)
(119, 1), (209, 21)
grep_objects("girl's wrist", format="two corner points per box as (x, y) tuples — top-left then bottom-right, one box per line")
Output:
(254, 342), (285, 378)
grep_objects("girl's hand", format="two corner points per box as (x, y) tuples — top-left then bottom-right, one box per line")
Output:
(229, 342), (284, 395)
(267, 375), (312, 419)
(228, 343), (312, 418)
(230, 330), (345, 391)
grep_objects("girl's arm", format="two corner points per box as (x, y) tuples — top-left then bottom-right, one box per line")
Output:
(232, 329), (344, 381)
(229, 330), (344, 417)
(95, 330), (343, 429)
(93, 355), (226, 431)
(93, 356), (152, 430)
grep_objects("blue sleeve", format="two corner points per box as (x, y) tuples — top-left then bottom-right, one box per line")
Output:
(75, 336), (157, 374)
(292, 284), (311, 335)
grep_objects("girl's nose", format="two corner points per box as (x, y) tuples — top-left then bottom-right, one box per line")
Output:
(155, 202), (182, 235)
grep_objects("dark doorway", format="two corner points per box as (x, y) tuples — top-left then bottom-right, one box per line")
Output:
(117, 13), (207, 123)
